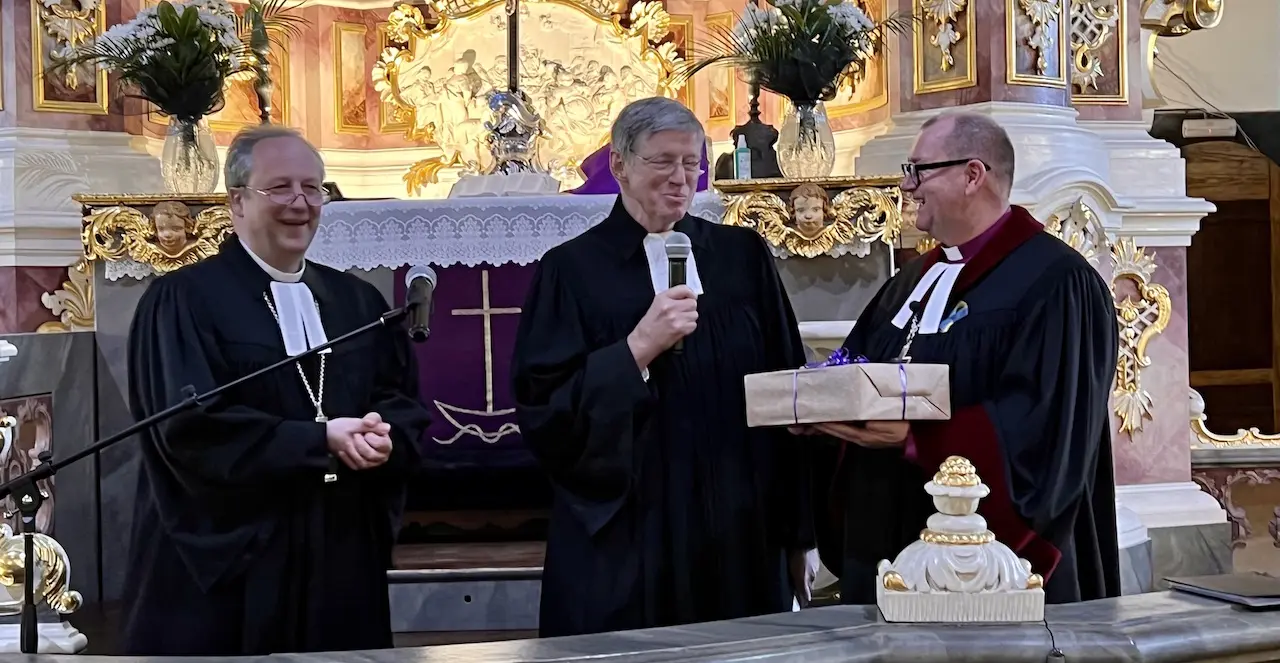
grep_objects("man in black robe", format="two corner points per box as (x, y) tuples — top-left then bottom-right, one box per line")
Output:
(800, 112), (1121, 605)
(121, 125), (431, 655)
(512, 97), (816, 637)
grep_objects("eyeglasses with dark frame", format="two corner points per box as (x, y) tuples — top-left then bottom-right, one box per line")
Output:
(239, 185), (332, 207)
(901, 158), (991, 187)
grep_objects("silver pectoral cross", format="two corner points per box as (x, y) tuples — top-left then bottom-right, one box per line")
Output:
(894, 313), (920, 364)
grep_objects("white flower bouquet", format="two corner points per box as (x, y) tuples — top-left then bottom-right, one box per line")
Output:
(679, 0), (908, 104)
(55, 0), (305, 122)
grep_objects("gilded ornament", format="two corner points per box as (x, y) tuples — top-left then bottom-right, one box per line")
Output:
(915, 237), (938, 254)
(1110, 236), (1171, 435)
(371, 0), (684, 194)
(1018, 0), (1062, 77)
(0, 524), (82, 616)
(37, 258), (94, 333)
(1189, 389), (1280, 449)
(918, 529), (996, 545)
(80, 200), (233, 274)
(1045, 197), (1107, 267)
(882, 571), (909, 591)
(1069, 0), (1118, 93)
(919, 0), (968, 71)
(31, 0), (108, 113)
(718, 177), (902, 259)
(1026, 573), (1043, 589)
(933, 455), (981, 488)
(1147, 0), (1222, 36)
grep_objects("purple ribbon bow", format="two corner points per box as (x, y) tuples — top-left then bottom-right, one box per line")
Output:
(792, 349), (909, 424)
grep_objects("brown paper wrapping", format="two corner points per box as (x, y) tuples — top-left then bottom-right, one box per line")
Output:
(743, 363), (952, 427)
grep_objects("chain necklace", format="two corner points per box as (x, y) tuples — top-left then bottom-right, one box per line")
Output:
(263, 292), (327, 422)
(264, 292), (337, 483)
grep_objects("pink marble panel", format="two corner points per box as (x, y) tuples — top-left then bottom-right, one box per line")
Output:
(0, 266), (66, 333)
(1111, 246), (1192, 486)
(894, 0), (1070, 113)
(1073, 0), (1143, 121)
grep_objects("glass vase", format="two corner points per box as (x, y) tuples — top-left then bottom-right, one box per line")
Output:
(161, 117), (220, 194)
(776, 101), (836, 179)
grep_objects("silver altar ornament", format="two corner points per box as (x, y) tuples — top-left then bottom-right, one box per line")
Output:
(483, 89), (547, 175)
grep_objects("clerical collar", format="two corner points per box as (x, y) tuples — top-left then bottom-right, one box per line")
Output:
(597, 197), (709, 259)
(642, 232), (704, 296)
(238, 238), (328, 356)
(239, 238), (305, 283)
(939, 207), (1012, 263)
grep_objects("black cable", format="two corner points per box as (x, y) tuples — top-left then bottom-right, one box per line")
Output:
(1043, 617), (1065, 661)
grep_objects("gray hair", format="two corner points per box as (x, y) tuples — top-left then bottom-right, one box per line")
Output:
(224, 124), (325, 188)
(922, 112), (1016, 194)
(610, 97), (704, 158)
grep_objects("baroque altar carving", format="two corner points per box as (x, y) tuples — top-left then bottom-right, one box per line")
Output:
(75, 194), (234, 283)
(715, 176), (904, 260)
(1042, 198), (1174, 437)
(372, 0), (684, 195)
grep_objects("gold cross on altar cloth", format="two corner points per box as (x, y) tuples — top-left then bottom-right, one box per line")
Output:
(451, 269), (521, 412)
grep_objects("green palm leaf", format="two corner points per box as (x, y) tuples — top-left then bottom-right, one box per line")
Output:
(673, 3), (914, 104)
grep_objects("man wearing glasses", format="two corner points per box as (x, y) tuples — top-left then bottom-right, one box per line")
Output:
(121, 125), (431, 654)
(796, 112), (1122, 606)
(513, 97), (816, 637)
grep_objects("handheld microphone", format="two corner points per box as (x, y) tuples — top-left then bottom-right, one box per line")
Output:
(404, 265), (438, 343)
(664, 232), (692, 353)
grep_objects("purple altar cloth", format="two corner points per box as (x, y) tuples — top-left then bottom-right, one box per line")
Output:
(569, 144), (711, 194)
(393, 262), (536, 472)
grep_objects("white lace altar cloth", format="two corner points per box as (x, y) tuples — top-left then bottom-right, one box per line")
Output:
(104, 192), (727, 280)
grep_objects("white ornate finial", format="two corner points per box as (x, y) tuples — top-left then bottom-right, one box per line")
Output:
(0, 341), (16, 363)
(876, 456), (1046, 622)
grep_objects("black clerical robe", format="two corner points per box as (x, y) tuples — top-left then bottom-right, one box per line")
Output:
(814, 206), (1121, 605)
(120, 237), (431, 655)
(512, 199), (813, 637)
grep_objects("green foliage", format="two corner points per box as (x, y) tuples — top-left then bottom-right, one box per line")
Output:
(675, 0), (914, 104)
(52, 0), (307, 122)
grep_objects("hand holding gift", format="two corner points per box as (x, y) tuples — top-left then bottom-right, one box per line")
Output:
(805, 421), (909, 448)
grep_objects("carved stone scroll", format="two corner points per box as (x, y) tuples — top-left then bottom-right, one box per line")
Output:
(1111, 236), (1171, 435)
(37, 259), (94, 333)
(1007, 0), (1067, 87)
(31, 0), (108, 113)
(1193, 468), (1280, 550)
(1070, 0), (1127, 104)
(914, 0), (977, 93)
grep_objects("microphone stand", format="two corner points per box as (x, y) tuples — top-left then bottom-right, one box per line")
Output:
(0, 304), (415, 654)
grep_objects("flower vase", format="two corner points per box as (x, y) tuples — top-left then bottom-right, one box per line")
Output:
(161, 117), (220, 194)
(776, 101), (836, 179)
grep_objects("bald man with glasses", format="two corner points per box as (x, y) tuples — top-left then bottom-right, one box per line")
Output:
(795, 111), (1122, 607)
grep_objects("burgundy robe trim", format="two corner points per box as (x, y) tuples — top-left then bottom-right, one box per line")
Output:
(917, 205), (1045, 300)
(911, 405), (1063, 580)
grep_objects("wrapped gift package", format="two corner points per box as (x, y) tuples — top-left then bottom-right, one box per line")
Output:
(744, 349), (952, 427)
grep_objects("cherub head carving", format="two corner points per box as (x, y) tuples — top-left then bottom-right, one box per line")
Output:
(788, 183), (834, 240)
(151, 201), (195, 256)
